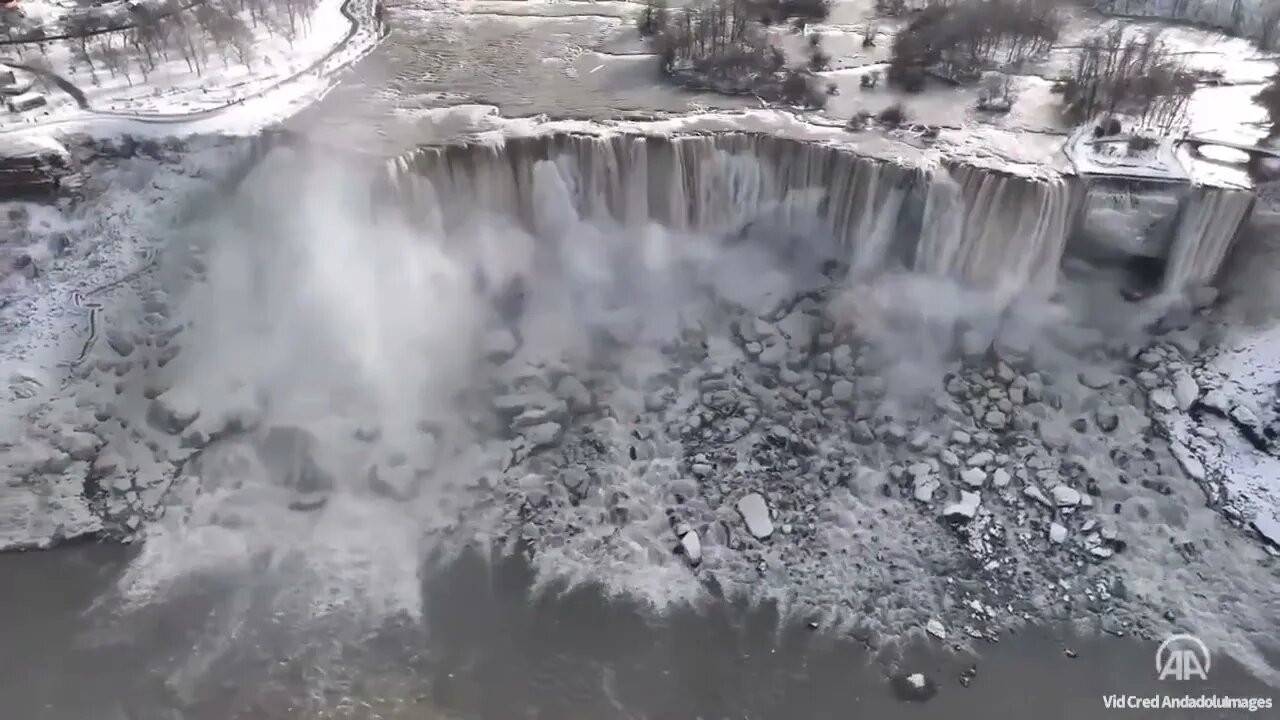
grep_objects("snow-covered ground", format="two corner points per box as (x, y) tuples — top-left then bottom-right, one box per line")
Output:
(1, 0), (382, 137)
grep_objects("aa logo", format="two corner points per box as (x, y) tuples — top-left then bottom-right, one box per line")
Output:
(1156, 633), (1211, 682)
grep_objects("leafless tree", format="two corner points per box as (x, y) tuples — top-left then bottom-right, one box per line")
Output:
(1059, 27), (1196, 132)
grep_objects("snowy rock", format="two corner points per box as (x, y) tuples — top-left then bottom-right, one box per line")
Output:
(147, 390), (201, 434)
(1078, 368), (1113, 390)
(1170, 442), (1205, 481)
(914, 478), (940, 502)
(1049, 522), (1068, 544)
(1023, 485), (1052, 507)
(678, 529), (703, 567)
(925, 619), (947, 639)
(891, 672), (938, 702)
(1051, 485), (1081, 507)
(967, 451), (993, 467)
(942, 490), (980, 522)
(1149, 389), (1176, 412)
(831, 379), (854, 402)
(1172, 371), (1199, 411)
(852, 420), (875, 444)
(521, 422), (564, 450)
(736, 493), (773, 539)
(1201, 389), (1231, 414)
(960, 467), (987, 488)
(1252, 511), (1280, 550)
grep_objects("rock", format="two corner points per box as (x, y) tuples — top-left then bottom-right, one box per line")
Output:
(1150, 389), (1176, 412)
(960, 467), (987, 488)
(891, 672), (938, 703)
(1078, 368), (1113, 390)
(1170, 442), (1205, 481)
(967, 451), (993, 467)
(983, 410), (1007, 429)
(950, 430), (971, 446)
(678, 530), (703, 567)
(1172, 371), (1199, 411)
(1051, 485), (1081, 507)
(1049, 522), (1067, 544)
(520, 422), (563, 450)
(852, 420), (875, 444)
(992, 468), (1011, 488)
(942, 491), (980, 522)
(925, 619), (947, 639)
(832, 379), (854, 402)
(914, 478), (940, 502)
(1094, 408), (1119, 433)
(1023, 485), (1053, 507)
(736, 493), (773, 539)
(1251, 511), (1280, 550)
(907, 430), (931, 452)
(147, 390), (200, 434)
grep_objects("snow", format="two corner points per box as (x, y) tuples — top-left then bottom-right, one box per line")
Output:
(1, 0), (382, 138)
(1155, 322), (1280, 550)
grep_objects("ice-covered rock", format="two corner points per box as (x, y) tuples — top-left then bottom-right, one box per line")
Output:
(1252, 511), (1280, 550)
(1049, 522), (1067, 544)
(736, 493), (773, 539)
(960, 467), (987, 488)
(521, 422), (564, 450)
(1172, 371), (1199, 411)
(942, 490), (980, 522)
(1150, 389), (1176, 411)
(1078, 368), (1113, 390)
(1051, 485), (1081, 507)
(891, 672), (938, 702)
(678, 529), (703, 567)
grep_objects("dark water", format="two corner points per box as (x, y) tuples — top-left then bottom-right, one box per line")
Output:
(1, 543), (1274, 719)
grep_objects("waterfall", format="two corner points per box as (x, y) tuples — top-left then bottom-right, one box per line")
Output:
(381, 132), (1103, 301)
(1161, 186), (1255, 294)
(385, 132), (923, 254)
(915, 164), (1084, 301)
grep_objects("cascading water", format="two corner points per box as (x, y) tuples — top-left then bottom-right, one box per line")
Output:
(383, 133), (1096, 302)
(1161, 185), (1256, 294)
(915, 164), (1085, 302)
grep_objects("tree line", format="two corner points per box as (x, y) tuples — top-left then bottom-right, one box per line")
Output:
(5, 0), (325, 88)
